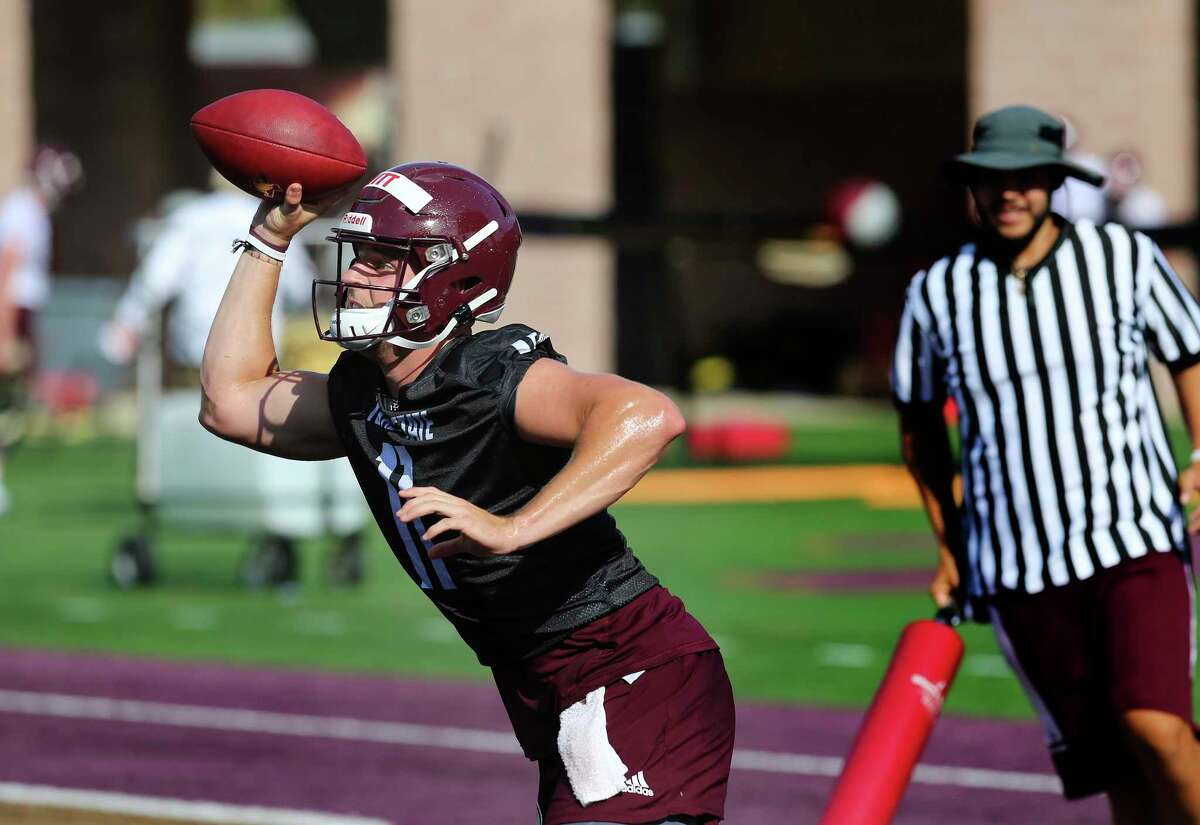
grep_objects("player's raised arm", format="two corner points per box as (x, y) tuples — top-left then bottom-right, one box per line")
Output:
(199, 183), (343, 460)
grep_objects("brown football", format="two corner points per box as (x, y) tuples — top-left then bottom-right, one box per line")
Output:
(190, 89), (367, 201)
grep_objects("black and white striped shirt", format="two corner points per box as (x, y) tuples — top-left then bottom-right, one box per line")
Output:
(892, 218), (1199, 599)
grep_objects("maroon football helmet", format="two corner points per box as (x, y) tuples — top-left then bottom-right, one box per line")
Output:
(315, 161), (522, 350)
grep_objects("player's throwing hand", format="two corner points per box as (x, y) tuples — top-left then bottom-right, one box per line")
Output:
(251, 182), (341, 248)
(397, 486), (522, 558)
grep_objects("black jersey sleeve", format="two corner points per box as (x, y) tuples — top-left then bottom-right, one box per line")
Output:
(466, 325), (568, 429)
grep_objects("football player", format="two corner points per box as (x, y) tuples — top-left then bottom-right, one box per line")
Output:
(0, 144), (83, 515)
(200, 163), (735, 824)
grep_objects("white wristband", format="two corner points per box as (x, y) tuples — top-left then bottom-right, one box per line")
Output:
(1190, 448), (1200, 464)
(244, 227), (289, 262)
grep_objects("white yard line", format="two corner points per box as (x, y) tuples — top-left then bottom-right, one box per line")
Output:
(815, 643), (876, 668)
(0, 689), (1061, 795)
(292, 611), (347, 637)
(416, 618), (460, 643)
(0, 782), (390, 825)
(56, 597), (106, 624)
(171, 606), (220, 632)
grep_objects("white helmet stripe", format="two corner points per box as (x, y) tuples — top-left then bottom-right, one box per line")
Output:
(463, 220), (499, 251)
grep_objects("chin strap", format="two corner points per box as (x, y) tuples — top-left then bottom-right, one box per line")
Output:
(328, 288), (502, 352)
(384, 288), (500, 350)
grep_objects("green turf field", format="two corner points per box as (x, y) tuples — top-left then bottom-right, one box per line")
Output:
(2, 427), (1195, 721)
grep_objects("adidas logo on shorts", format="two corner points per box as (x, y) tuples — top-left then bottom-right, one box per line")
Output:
(621, 771), (654, 797)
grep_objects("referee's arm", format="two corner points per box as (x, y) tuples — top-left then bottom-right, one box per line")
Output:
(1144, 243), (1200, 530)
(892, 285), (963, 609)
(1173, 366), (1200, 532)
(899, 405), (963, 608)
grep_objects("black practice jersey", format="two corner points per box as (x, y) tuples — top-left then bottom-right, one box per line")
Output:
(326, 324), (658, 665)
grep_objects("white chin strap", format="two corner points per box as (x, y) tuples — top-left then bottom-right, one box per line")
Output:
(327, 288), (501, 352)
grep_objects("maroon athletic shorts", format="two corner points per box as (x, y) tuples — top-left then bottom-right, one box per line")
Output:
(537, 649), (735, 825)
(989, 550), (1196, 799)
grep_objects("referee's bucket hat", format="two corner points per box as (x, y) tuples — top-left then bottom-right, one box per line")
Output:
(946, 105), (1106, 187)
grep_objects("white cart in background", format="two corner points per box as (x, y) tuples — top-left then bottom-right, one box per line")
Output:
(109, 318), (368, 589)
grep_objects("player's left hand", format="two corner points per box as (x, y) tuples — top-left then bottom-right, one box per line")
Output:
(1180, 463), (1200, 533)
(397, 486), (522, 559)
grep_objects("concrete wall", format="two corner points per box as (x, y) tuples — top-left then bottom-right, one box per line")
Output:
(969, 0), (1195, 218)
(389, 0), (614, 371)
(0, 0), (32, 193)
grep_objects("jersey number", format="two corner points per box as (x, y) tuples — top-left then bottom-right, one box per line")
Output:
(374, 443), (456, 590)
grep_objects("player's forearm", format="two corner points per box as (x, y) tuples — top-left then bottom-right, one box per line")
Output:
(510, 392), (685, 547)
(899, 408), (961, 553)
(200, 250), (284, 414)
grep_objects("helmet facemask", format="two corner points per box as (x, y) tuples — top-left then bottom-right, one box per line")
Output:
(314, 235), (463, 351)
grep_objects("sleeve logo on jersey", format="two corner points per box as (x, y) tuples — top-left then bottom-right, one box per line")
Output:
(511, 331), (548, 354)
(339, 211), (373, 233)
(367, 403), (434, 441)
(364, 171), (433, 214)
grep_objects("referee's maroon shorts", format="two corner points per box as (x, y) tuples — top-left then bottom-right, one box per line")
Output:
(989, 549), (1197, 799)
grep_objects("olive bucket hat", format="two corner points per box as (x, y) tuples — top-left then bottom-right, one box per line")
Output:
(945, 105), (1106, 186)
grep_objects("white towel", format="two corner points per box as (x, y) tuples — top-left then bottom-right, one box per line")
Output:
(556, 686), (628, 805)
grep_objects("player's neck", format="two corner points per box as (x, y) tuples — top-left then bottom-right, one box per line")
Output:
(376, 339), (454, 395)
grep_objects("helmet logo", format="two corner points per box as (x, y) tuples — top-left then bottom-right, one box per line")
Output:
(340, 211), (374, 232)
(365, 170), (433, 214)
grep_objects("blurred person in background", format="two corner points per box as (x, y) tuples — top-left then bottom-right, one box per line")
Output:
(1050, 117), (1168, 230)
(0, 144), (83, 516)
(100, 171), (315, 376)
(100, 173), (367, 586)
(895, 105), (1200, 824)
(1049, 114), (1108, 224)
(1105, 150), (1168, 230)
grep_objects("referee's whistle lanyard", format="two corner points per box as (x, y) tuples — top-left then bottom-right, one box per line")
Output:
(982, 212), (1061, 295)
(1011, 266), (1031, 294)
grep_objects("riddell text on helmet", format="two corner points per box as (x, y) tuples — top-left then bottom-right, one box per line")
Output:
(339, 212), (373, 232)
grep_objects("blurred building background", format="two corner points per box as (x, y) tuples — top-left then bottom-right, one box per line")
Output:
(0, 0), (1194, 396)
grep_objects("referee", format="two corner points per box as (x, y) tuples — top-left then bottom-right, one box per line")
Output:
(894, 105), (1200, 823)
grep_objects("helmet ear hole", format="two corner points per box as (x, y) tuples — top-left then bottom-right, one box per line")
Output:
(454, 276), (482, 293)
